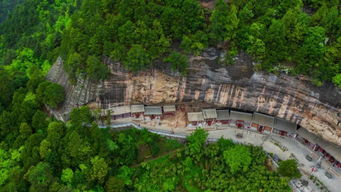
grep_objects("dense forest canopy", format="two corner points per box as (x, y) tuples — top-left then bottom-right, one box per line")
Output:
(0, 103), (294, 192)
(0, 0), (340, 85)
(0, 0), (23, 22)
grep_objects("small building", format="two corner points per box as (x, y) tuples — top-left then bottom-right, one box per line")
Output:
(163, 105), (176, 116)
(216, 110), (230, 124)
(187, 112), (204, 126)
(110, 105), (131, 120)
(131, 105), (145, 118)
(315, 138), (341, 171)
(202, 109), (217, 126)
(273, 118), (297, 137)
(229, 110), (253, 128)
(296, 128), (319, 150)
(296, 128), (341, 172)
(251, 112), (275, 133)
(144, 106), (162, 120)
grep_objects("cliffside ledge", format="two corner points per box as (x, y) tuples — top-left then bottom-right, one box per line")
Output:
(47, 49), (341, 145)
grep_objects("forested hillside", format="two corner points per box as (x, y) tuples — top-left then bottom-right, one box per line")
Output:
(0, 0), (340, 85)
(0, 1), (339, 190)
(0, 104), (294, 192)
(0, 0), (23, 22)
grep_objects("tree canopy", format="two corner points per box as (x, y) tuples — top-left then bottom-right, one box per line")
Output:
(36, 81), (65, 108)
(223, 145), (252, 174)
(0, 0), (339, 85)
(278, 159), (302, 179)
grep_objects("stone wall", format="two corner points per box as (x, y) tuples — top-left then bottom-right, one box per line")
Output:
(47, 50), (341, 145)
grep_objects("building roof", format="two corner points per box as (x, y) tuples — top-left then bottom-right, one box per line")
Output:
(216, 110), (230, 120)
(202, 109), (217, 119)
(316, 138), (341, 162)
(163, 105), (176, 112)
(110, 105), (131, 115)
(131, 105), (145, 113)
(144, 106), (162, 115)
(296, 128), (341, 162)
(188, 112), (204, 122)
(296, 128), (319, 143)
(253, 112), (274, 127)
(274, 118), (297, 133)
(229, 111), (252, 122)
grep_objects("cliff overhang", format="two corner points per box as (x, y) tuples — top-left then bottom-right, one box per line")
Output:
(47, 49), (341, 145)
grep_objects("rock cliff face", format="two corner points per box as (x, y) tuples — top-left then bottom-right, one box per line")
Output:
(47, 49), (341, 145)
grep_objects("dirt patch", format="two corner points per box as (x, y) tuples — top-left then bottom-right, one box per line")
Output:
(265, 158), (277, 171)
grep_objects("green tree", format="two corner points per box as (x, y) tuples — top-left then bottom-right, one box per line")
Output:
(223, 145), (252, 174)
(105, 176), (125, 192)
(281, 8), (310, 52)
(90, 156), (108, 184)
(63, 131), (92, 167)
(26, 65), (44, 91)
(332, 74), (341, 88)
(65, 52), (82, 80)
(296, 26), (326, 77)
(39, 139), (51, 159)
(164, 52), (188, 75)
(209, 0), (229, 43)
(31, 110), (48, 132)
(0, 71), (15, 108)
(239, 4), (254, 23)
(180, 31), (208, 55)
(86, 55), (109, 81)
(117, 166), (133, 186)
(124, 45), (150, 72)
(0, 111), (16, 139)
(19, 122), (32, 137)
(264, 19), (287, 63)
(69, 106), (93, 128)
(46, 121), (64, 146)
(24, 162), (54, 192)
(246, 36), (266, 61)
(0, 149), (11, 186)
(4, 48), (39, 76)
(61, 168), (74, 185)
(118, 20), (137, 46)
(225, 5), (239, 41)
(36, 81), (65, 108)
(278, 159), (301, 179)
(44, 83), (65, 108)
(185, 128), (208, 161)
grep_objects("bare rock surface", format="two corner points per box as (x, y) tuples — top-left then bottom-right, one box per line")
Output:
(47, 49), (341, 145)
(46, 57), (99, 120)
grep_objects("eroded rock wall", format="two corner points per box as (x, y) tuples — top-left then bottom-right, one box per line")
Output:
(47, 50), (341, 145)
(46, 57), (98, 120)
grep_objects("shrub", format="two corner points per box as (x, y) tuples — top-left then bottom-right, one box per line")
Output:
(278, 159), (301, 179)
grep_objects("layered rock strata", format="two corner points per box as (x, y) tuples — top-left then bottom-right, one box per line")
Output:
(47, 49), (341, 145)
